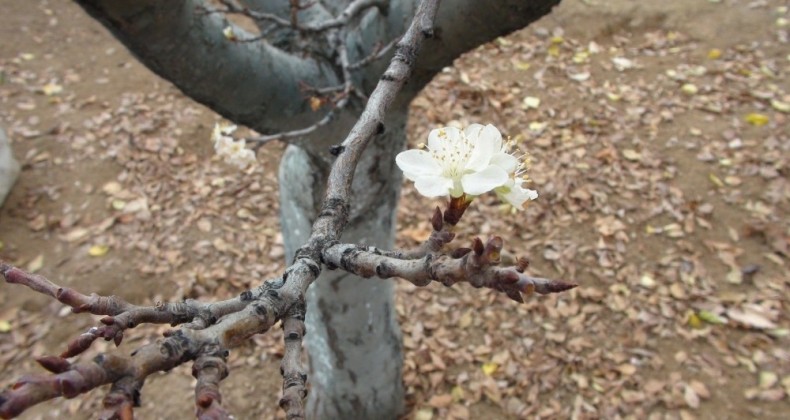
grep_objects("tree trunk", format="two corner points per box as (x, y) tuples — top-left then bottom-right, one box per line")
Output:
(280, 109), (409, 419)
(0, 127), (20, 207)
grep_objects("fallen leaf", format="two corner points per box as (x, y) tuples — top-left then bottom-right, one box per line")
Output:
(427, 394), (453, 408)
(451, 386), (465, 402)
(681, 83), (699, 95)
(612, 57), (636, 71)
(744, 113), (769, 126)
(27, 254), (44, 273)
(41, 83), (63, 96)
(771, 99), (789, 113)
(414, 408), (433, 420)
(698, 310), (727, 325)
(759, 371), (778, 389)
(684, 385), (700, 409)
(687, 313), (703, 329)
(622, 149), (641, 161)
(726, 308), (777, 329)
(482, 362), (498, 376)
(60, 227), (90, 243)
(522, 96), (540, 109)
(88, 244), (109, 257)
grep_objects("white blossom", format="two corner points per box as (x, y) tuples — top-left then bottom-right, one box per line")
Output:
(494, 141), (538, 209)
(222, 26), (237, 41)
(395, 123), (520, 199)
(211, 122), (256, 169)
(494, 178), (538, 208)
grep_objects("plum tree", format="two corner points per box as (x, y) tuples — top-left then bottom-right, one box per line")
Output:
(0, 1), (569, 418)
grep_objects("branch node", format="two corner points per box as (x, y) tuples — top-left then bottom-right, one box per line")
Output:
(329, 145), (345, 156)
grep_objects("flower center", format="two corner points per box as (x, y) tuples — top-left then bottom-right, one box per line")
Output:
(428, 128), (475, 178)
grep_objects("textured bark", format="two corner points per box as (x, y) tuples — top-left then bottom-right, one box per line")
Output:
(280, 109), (408, 419)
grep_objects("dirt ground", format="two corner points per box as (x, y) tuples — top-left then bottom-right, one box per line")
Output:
(0, 0), (788, 419)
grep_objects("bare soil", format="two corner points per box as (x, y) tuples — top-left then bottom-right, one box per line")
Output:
(0, 0), (788, 419)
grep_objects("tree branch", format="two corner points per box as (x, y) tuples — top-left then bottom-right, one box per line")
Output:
(73, 0), (341, 134)
(323, 240), (576, 304)
(192, 347), (231, 420)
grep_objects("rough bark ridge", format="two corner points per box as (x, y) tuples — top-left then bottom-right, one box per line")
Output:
(280, 110), (408, 418)
(65, 1), (562, 419)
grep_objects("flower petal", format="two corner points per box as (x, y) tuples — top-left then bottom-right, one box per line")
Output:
(496, 182), (538, 208)
(461, 165), (508, 195)
(490, 152), (519, 174)
(428, 126), (462, 151)
(465, 139), (495, 172)
(414, 176), (453, 197)
(463, 123), (485, 140)
(480, 124), (503, 151)
(465, 124), (504, 171)
(395, 149), (441, 180)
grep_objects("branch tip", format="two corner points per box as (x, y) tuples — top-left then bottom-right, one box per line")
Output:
(547, 280), (578, 293)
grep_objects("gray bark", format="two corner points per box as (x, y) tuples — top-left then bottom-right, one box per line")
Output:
(280, 109), (408, 419)
(0, 127), (20, 207)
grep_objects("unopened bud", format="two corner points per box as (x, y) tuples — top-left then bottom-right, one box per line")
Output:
(505, 290), (524, 303)
(472, 237), (484, 256)
(431, 206), (443, 231)
(516, 257), (530, 273)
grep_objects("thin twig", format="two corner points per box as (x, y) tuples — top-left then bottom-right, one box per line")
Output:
(249, 32), (356, 145)
(348, 36), (400, 70)
(214, 0), (385, 34)
(248, 108), (339, 144)
(0, 262), (278, 357)
(216, 0), (294, 29)
(306, 0), (387, 32)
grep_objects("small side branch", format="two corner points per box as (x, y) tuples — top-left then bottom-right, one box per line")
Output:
(306, 0), (387, 32)
(278, 301), (307, 419)
(0, 262), (266, 358)
(193, 347), (231, 420)
(248, 110), (339, 145)
(348, 36), (400, 70)
(214, 0), (385, 33)
(214, 0), (294, 29)
(0, 333), (198, 418)
(322, 238), (576, 304)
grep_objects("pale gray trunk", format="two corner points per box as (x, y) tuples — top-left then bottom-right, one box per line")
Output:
(280, 110), (408, 419)
(0, 127), (20, 207)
